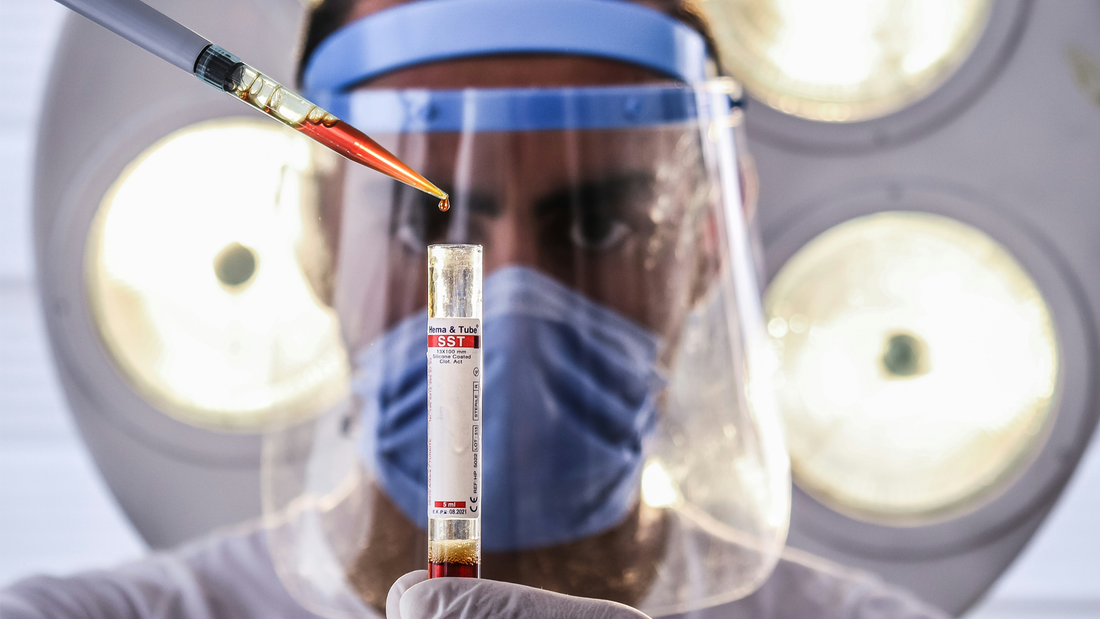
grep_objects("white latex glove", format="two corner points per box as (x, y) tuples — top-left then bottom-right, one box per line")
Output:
(386, 571), (651, 619)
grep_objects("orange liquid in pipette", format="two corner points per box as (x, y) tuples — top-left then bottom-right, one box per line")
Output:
(296, 118), (449, 211)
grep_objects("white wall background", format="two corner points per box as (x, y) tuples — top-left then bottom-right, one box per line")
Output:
(0, 0), (1097, 616)
(0, 0), (147, 582)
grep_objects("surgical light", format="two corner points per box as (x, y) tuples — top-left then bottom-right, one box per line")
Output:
(699, 0), (992, 121)
(765, 212), (1058, 522)
(85, 118), (347, 430)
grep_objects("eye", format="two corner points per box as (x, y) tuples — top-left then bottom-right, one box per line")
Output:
(534, 175), (656, 254)
(392, 184), (449, 252)
(393, 200), (428, 253)
(570, 176), (655, 251)
(570, 214), (631, 250)
(395, 219), (427, 253)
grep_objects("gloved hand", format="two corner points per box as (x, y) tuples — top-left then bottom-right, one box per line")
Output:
(386, 571), (652, 619)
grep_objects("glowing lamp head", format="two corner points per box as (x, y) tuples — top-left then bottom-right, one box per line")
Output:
(765, 212), (1058, 522)
(85, 119), (347, 430)
(699, 0), (992, 121)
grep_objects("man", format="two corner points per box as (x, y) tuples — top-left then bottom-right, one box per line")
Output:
(1, 1), (949, 617)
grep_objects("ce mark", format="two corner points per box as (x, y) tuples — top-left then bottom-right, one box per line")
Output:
(469, 496), (478, 513)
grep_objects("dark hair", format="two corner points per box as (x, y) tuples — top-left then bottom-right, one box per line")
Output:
(299, 0), (357, 83)
(297, 0), (718, 84)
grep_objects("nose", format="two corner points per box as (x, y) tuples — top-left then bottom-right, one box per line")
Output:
(480, 177), (540, 275)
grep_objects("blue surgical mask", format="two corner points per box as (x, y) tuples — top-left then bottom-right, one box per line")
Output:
(353, 265), (662, 551)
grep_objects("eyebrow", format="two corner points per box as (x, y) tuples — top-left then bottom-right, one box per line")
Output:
(532, 173), (657, 219)
(394, 174), (657, 223)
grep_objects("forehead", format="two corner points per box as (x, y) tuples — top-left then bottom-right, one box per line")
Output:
(360, 55), (675, 90)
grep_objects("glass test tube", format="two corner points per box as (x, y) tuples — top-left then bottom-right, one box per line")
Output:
(427, 245), (483, 578)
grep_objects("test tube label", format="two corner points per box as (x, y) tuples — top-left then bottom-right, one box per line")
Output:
(427, 317), (482, 519)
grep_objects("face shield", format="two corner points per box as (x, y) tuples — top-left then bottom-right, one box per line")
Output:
(262, 2), (788, 617)
(261, 81), (789, 617)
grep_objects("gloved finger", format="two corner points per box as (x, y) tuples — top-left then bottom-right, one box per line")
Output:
(400, 577), (651, 619)
(387, 570), (431, 619)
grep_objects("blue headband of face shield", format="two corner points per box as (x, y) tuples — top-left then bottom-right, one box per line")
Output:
(303, 0), (709, 99)
(301, 0), (735, 134)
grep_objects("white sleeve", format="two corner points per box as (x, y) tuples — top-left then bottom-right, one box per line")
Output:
(723, 547), (952, 619)
(1, 525), (946, 619)
(0, 525), (322, 619)
(382, 554), (944, 619)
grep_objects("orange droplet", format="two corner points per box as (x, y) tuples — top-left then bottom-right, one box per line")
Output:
(438, 197), (450, 212)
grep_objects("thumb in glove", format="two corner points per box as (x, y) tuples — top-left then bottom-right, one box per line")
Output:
(386, 571), (651, 619)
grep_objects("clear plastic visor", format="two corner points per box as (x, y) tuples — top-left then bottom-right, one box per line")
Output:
(262, 80), (789, 618)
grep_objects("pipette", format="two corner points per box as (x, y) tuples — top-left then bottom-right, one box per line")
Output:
(53, 0), (450, 210)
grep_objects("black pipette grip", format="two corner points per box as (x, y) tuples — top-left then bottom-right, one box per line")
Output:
(194, 45), (244, 92)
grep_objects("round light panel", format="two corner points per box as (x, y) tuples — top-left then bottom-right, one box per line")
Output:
(765, 211), (1058, 523)
(701, 0), (992, 121)
(85, 118), (346, 431)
